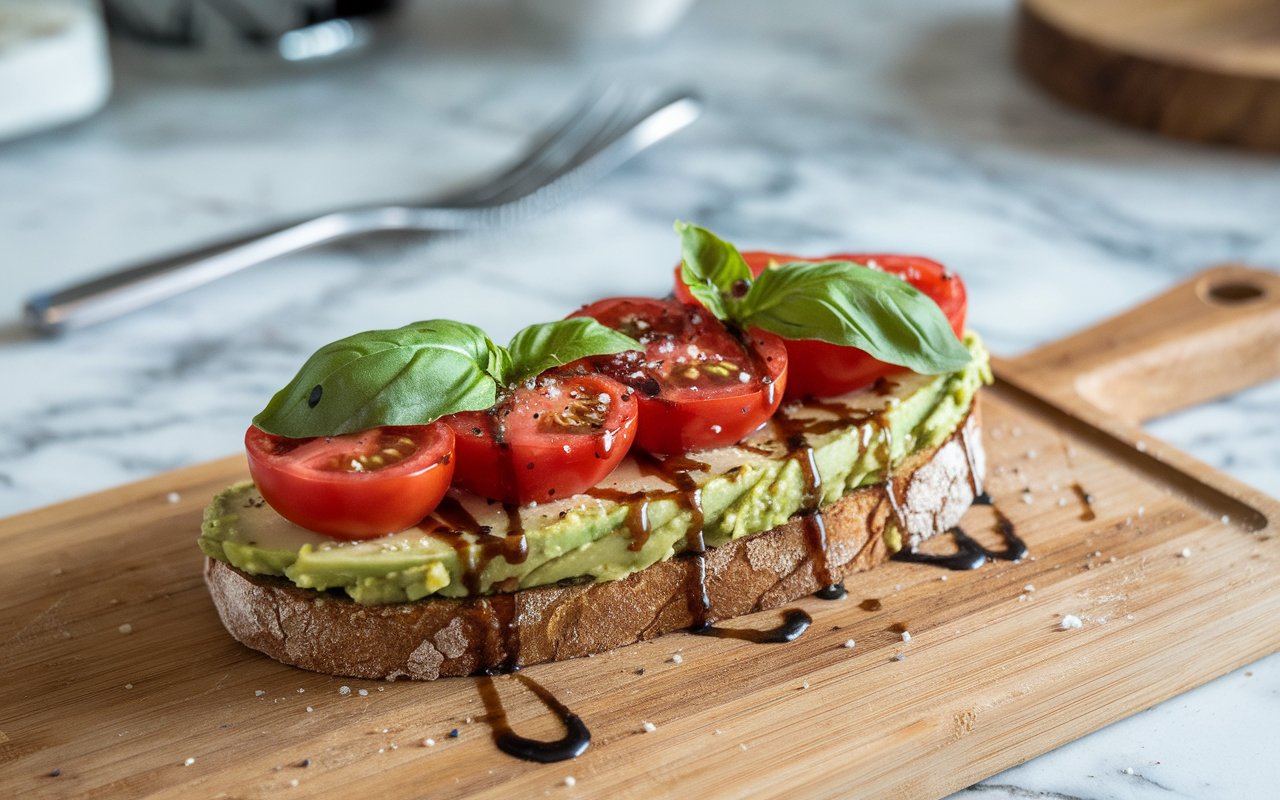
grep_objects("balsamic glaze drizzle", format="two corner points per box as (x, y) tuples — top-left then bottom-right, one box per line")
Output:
(892, 428), (1030, 572)
(1071, 482), (1097, 521)
(476, 674), (591, 763)
(691, 609), (813, 643)
(815, 582), (847, 600)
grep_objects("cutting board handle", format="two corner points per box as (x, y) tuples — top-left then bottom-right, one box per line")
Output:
(1007, 264), (1280, 425)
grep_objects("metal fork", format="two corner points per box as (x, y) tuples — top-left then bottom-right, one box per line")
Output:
(24, 85), (702, 335)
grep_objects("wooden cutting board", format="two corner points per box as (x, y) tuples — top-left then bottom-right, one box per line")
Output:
(3, 266), (1279, 799)
(1017, 0), (1280, 151)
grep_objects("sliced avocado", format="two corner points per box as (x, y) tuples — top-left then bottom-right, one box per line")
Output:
(200, 334), (991, 605)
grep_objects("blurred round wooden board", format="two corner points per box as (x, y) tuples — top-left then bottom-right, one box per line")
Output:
(1016, 0), (1280, 151)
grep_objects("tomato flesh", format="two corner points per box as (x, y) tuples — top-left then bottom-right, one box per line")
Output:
(245, 423), (455, 539)
(571, 297), (788, 455)
(441, 371), (638, 505)
(674, 251), (967, 398)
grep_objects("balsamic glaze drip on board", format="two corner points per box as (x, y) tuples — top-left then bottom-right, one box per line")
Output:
(892, 496), (1029, 572)
(691, 609), (813, 643)
(815, 582), (847, 600)
(892, 420), (1030, 572)
(476, 673), (591, 763)
(1071, 482), (1097, 521)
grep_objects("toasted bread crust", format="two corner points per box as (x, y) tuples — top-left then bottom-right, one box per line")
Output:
(205, 406), (982, 680)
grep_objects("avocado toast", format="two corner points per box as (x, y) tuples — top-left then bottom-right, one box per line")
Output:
(200, 223), (990, 679)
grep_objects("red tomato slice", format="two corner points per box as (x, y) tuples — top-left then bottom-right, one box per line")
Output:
(674, 251), (967, 398)
(245, 423), (455, 540)
(570, 297), (788, 455)
(441, 371), (638, 505)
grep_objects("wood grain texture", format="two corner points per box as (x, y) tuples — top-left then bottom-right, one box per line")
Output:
(2, 267), (1279, 799)
(1017, 0), (1280, 150)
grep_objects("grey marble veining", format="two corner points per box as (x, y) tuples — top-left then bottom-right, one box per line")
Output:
(1, 0), (1276, 796)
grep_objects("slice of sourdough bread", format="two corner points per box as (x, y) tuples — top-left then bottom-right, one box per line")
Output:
(204, 405), (982, 680)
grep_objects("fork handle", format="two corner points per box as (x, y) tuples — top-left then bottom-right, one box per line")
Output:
(23, 210), (393, 335)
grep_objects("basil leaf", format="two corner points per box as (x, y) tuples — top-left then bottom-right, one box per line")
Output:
(739, 261), (971, 374)
(505, 318), (641, 385)
(253, 320), (500, 438)
(675, 220), (752, 321)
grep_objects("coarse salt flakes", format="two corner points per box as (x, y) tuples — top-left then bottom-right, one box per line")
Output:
(358, 689), (369, 696)
(642, 721), (657, 733)
(338, 686), (351, 695)
(842, 639), (856, 649)
(422, 738), (435, 747)
(900, 631), (911, 642)
(183, 758), (196, 767)
(564, 776), (577, 787)
(166, 492), (181, 504)
(669, 654), (683, 664)
(118, 623), (132, 635)
(1060, 615), (1083, 630)
(1023, 584), (1035, 593)
(255, 689), (265, 697)
(1180, 548), (1192, 558)
(306, 707), (313, 713)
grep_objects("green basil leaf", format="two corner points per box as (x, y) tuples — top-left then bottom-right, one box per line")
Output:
(505, 318), (641, 385)
(252, 320), (500, 438)
(675, 220), (752, 321)
(739, 261), (971, 374)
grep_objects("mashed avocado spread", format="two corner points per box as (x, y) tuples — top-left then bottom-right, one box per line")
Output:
(200, 334), (990, 604)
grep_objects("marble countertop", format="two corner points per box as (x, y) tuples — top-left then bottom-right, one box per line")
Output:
(1, 0), (1276, 796)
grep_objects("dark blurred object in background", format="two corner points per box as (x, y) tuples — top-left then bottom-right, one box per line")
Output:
(102, 0), (399, 60)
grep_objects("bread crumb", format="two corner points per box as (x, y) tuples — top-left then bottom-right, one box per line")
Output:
(1179, 547), (1192, 559)
(183, 757), (196, 766)
(739, 743), (748, 751)
(714, 729), (723, 735)
(669, 654), (683, 665)
(642, 721), (657, 733)
(422, 738), (435, 747)
(842, 639), (856, 649)
(1135, 441), (1147, 452)
(563, 776), (577, 787)
(305, 707), (313, 713)
(290, 778), (299, 787)
(118, 623), (133, 635)
(1060, 615), (1083, 630)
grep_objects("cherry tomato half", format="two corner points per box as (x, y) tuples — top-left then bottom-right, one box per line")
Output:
(441, 370), (638, 505)
(674, 251), (967, 398)
(571, 297), (788, 455)
(245, 423), (455, 540)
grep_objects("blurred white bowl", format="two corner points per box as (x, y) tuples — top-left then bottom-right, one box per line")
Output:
(0, 0), (111, 141)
